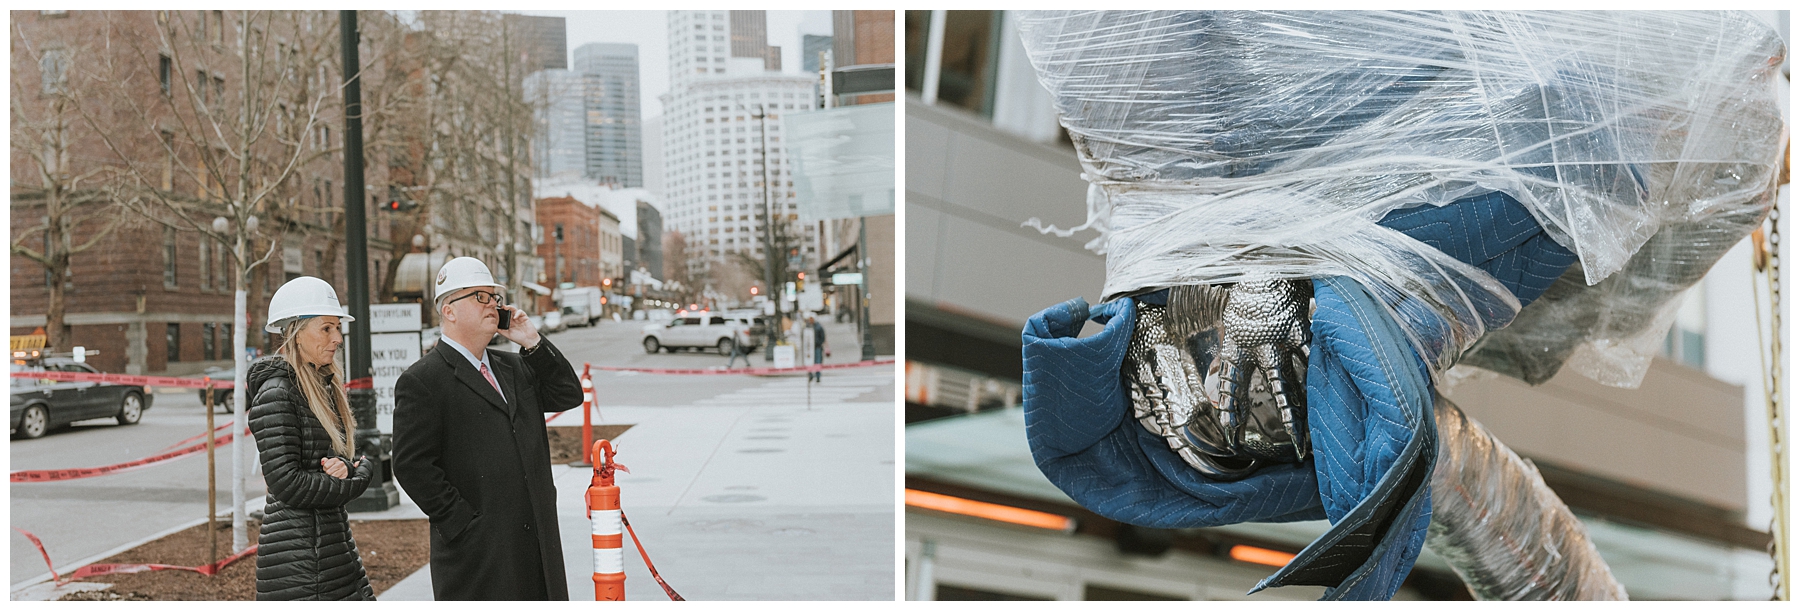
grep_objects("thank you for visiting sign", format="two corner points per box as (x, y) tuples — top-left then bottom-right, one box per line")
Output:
(369, 302), (424, 434)
(371, 332), (420, 434)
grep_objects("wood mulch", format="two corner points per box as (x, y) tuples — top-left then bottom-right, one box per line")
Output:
(51, 427), (629, 600)
(56, 517), (430, 601)
(547, 424), (634, 464)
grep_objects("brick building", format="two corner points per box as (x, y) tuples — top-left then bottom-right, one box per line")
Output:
(535, 195), (604, 289)
(11, 11), (536, 374)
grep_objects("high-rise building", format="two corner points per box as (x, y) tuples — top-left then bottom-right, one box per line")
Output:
(524, 70), (586, 180)
(636, 199), (665, 281)
(573, 43), (643, 188)
(729, 10), (768, 60)
(668, 10), (731, 91)
(803, 34), (834, 74)
(661, 10), (819, 284)
(642, 114), (664, 196)
(505, 14), (567, 71)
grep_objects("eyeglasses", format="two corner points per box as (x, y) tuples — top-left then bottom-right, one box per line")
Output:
(447, 290), (505, 306)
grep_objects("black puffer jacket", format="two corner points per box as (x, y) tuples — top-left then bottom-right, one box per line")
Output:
(247, 356), (376, 601)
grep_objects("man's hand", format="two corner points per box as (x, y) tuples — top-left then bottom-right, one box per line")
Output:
(496, 304), (542, 350)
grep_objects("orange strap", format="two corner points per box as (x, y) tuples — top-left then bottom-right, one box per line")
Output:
(619, 511), (683, 601)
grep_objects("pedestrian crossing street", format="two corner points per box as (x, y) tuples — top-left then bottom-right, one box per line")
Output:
(690, 368), (894, 407)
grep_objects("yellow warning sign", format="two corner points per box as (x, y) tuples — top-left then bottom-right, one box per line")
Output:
(11, 334), (47, 352)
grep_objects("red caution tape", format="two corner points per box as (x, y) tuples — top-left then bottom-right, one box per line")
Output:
(157, 420), (238, 453)
(13, 526), (257, 586)
(345, 377), (374, 390)
(10, 370), (235, 389)
(620, 511), (683, 601)
(11, 429), (244, 483)
(593, 358), (894, 376)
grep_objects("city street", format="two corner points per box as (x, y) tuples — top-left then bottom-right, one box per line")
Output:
(9, 390), (266, 586)
(12, 317), (894, 599)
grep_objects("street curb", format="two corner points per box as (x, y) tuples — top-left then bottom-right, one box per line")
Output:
(10, 497), (267, 598)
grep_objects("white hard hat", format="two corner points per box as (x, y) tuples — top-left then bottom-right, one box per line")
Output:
(433, 256), (505, 301)
(266, 276), (354, 332)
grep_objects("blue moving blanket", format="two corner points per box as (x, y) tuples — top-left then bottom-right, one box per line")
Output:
(1021, 191), (1577, 599)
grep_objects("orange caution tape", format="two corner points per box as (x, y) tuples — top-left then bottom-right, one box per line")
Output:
(11, 429), (244, 483)
(12, 526), (257, 585)
(11, 370), (234, 389)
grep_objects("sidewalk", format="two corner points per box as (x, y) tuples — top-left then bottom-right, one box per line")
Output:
(379, 364), (895, 601)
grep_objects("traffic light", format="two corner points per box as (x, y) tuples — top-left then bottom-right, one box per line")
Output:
(751, 286), (760, 296)
(378, 186), (417, 212)
(796, 271), (806, 291)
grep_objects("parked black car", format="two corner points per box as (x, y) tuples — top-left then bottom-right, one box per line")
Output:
(11, 359), (153, 439)
(196, 366), (238, 411)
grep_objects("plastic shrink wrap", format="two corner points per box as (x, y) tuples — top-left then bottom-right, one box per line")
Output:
(1014, 10), (1786, 600)
(1016, 10), (1786, 385)
(1428, 394), (1629, 600)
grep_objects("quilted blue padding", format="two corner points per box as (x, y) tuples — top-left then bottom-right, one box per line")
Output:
(1378, 191), (1577, 308)
(1020, 189), (1578, 600)
(1252, 276), (1437, 600)
(1024, 298), (1329, 529)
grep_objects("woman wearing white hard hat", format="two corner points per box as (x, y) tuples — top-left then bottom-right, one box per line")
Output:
(246, 276), (375, 600)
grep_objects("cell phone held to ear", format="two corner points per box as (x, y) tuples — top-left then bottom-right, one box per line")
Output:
(497, 304), (512, 330)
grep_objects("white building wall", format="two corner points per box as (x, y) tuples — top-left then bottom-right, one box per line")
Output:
(662, 10), (821, 278)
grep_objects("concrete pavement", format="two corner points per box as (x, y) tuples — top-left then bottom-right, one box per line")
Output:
(379, 363), (895, 601)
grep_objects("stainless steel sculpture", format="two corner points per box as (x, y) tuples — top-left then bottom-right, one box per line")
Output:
(1124, 280), (1312, 480)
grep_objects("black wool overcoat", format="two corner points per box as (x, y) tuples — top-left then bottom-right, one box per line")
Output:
(246, 356), (376, 601)
(391, 337), (583, 601)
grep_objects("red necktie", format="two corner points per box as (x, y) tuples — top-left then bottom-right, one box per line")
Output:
(480, 362), (503, 399)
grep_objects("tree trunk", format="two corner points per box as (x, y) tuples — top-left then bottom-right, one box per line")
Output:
(231, 235), (250, 552)
(46, 256), (67, 352)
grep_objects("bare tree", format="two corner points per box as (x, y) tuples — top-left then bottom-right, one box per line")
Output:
(393, 12), (539, 306)
(662, 230), (704, 306)
(76, 10), (342, 553)
(10, 26), (131, 353)
(731, 218), (808, 306)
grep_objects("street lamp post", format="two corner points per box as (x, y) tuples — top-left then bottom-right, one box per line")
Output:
(743, 102), (782, 361)
(341, 10), (395, 512)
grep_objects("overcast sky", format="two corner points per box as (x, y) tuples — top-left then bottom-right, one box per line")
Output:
(513, 10), (833, 119)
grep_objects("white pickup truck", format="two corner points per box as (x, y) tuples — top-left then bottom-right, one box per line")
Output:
(641, 313), (754, 354)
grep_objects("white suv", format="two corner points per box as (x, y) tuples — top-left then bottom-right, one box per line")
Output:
(641, 313), (748, 354)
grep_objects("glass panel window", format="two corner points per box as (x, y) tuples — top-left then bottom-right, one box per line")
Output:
(1662, 287), (1706, 368)
(40, 48), (68, 94)
(167, 323), (181, 363)
(163, 227), (178, 288)
(203, 323), (216, 361)
(938, 11), (1002, 116)
(904, 11), (931, 92)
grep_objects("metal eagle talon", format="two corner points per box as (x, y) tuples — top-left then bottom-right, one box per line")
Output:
(1124, 280), (1313, 479)
(1218, 278), (1313, 462)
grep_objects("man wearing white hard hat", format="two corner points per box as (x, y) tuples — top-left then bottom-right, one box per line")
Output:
(391, 257), (583, 600)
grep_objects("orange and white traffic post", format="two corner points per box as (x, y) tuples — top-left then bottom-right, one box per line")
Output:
(588, 439), (625, 600)
(579, 364), (595, 467)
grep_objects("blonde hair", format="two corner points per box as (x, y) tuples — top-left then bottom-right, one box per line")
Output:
(279, 317), (355, 456)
